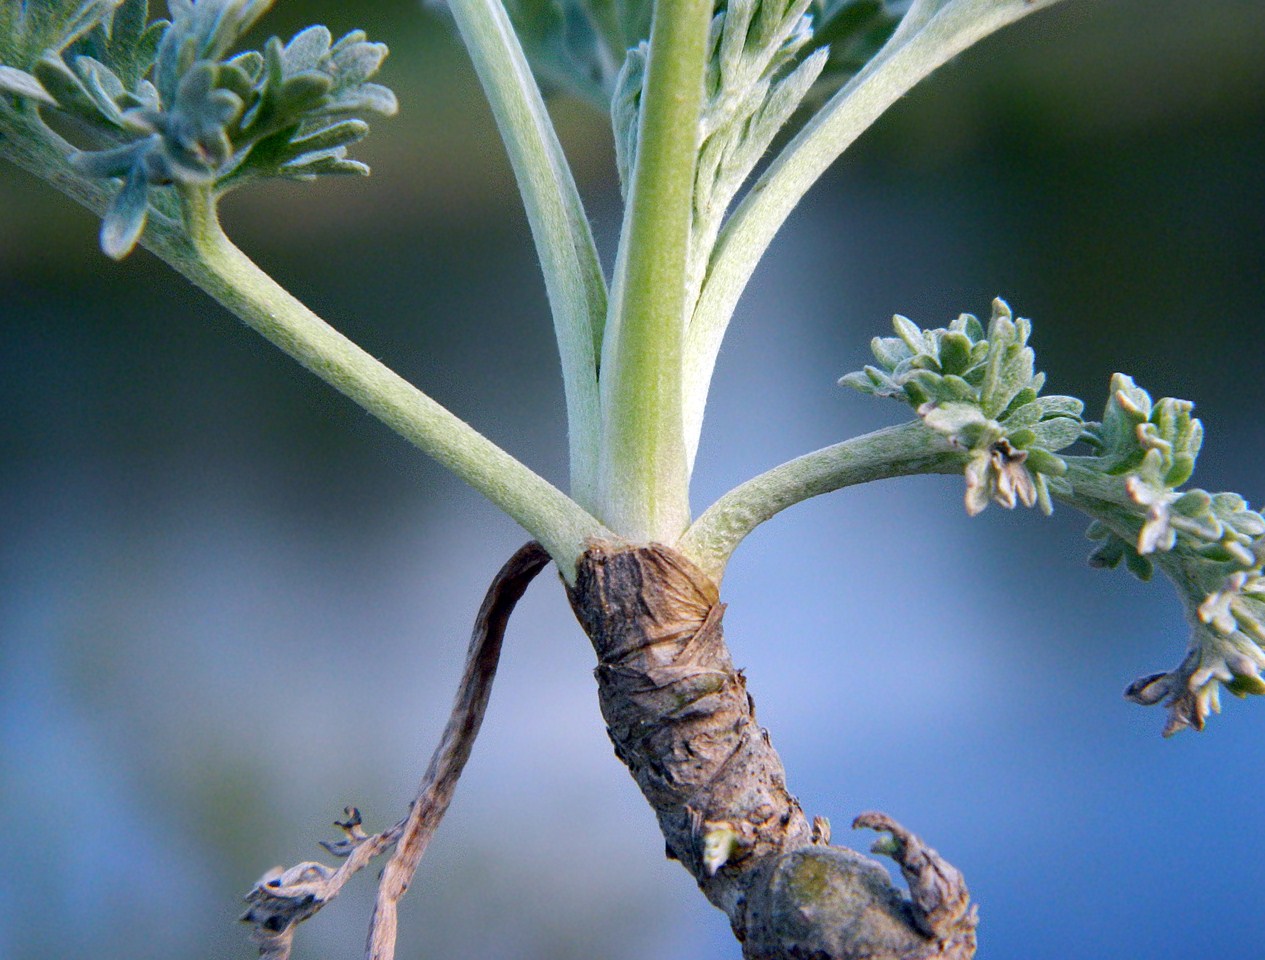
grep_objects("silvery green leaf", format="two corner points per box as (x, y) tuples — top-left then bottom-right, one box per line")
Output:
(68, 132), (154, 175)
(919, 401), (988, 440)
(892, 313), (928, 353)
(280, 24), (330, 73)
(837, 370), (876, 393)
(1026, 416), (1082, 452)
(0, 63), (54, 103)
(1088, 534), (1126, 570)
(224, 49), (261, 80)
(937, 330), (972, 375)
(281, 147), (368, 179)
(73, 54), (127, 122)
(287, 118), (368, 154)
(997, 399), (1044, 430)
(1034, 395), (1084, 419)
(69, 0), (168, 90)
(1123, 547), (1154, 582)
(154, 0), (272, 104)
(275, 70), (333, 115)
(806, 0), (906, 97)
(327, 81), (396, 116)
(99, 158), (150, 258)
(869, 335), (909, 369)
(0, 0), (120, 70)
(610, 41), (643, 196)
(1023, 447), (1066, 477)
(32, 52), (98, 113)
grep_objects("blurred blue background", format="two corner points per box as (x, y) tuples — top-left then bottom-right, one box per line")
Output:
(3, 1), (1265, 958)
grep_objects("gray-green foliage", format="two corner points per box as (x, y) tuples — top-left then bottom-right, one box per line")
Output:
(0, 0), (396, 258)
(806, 0), (907, 92)
(1073, 377), (1265, 736)
(436, 0), (905, 110)
(841, 299), (1083, 515)
(843, 302), (1265, 736)
(0, 0), (121, 75)
(612, 0), (886, 316)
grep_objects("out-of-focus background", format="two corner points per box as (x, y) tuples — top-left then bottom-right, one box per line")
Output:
(3, 1), (1264, 957)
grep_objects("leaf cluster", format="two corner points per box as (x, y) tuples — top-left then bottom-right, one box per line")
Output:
(0, 0), (396, 259)
(0, 0), (120, 79)
(438, 0), (904, 111)
(842, 301), (1265, 736)
(612, 0), (836, 321)
(1066, 376), (1265, 734)
(841, 299), (1083, 515)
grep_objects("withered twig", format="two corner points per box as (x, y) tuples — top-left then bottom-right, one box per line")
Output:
(242, 541), (550, 960)
(366, 539), (549, 959)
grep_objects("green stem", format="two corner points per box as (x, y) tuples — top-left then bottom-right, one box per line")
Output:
(682, 0), (1067, 462)
(176, 187), (610, 569)
(446, 0), (608, 510)
(598, 0), (711, 542)
(0, 109), (610, 570)
(679, 421), (961, 580)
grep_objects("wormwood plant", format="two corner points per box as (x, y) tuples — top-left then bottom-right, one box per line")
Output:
(2, 1), (1261, 958)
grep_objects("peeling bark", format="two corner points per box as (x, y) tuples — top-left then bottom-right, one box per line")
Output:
(567, 541), (977, 960)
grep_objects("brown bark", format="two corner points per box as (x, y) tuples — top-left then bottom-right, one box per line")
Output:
(566, 541), (977, 960)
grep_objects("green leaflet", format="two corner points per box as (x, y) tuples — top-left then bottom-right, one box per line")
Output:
(840, 298), (1083, 516)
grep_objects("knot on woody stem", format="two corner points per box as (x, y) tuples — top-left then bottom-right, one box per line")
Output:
(567, 540), (977, 959)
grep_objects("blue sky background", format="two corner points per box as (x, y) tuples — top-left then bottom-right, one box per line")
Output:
(3, 2), (1265, 958)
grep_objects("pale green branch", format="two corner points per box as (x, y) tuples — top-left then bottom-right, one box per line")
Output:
(682, 0), (1068, 467)
(446, 0), (609, 510)
(0, 111), (610, 571)
(678, 420), (961, 580)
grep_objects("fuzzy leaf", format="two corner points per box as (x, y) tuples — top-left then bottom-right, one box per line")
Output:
(0, 63), (54, 102)
(806, 0), (906, 97)
(0, 0), (120, 70)
(62, 0), (397, 254)
(99, 159), (150, 258)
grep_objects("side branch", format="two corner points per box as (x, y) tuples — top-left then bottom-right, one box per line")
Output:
(679, 421), (961, 580)
(177, 190), (610, 570)
(0, 113), (610, 570)
(241, 541), (551, 960)
(446, 0), (609, 507)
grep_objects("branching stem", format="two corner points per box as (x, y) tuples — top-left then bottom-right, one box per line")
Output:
(680, 421), (961, 580)
(173, 186), (607, 569)
(682, 0), (1068, 460)
(445, 0), (609, 509)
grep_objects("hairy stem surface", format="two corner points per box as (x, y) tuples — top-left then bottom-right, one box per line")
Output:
(598, 0), (711, 542)
(681, 421), (962, 580)
(446, 0), (608, 508)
